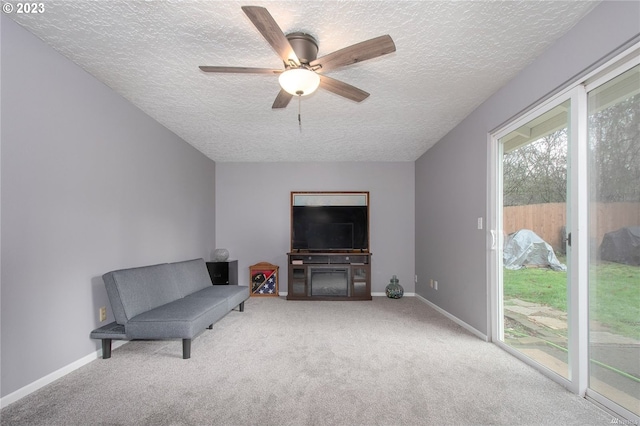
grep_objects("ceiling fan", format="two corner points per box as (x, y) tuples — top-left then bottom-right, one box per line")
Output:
(199, 6), (396, 109)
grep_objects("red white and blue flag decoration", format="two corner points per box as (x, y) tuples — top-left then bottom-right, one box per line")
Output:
(251, 271), (277, 295)
(259, 273), (276, 294)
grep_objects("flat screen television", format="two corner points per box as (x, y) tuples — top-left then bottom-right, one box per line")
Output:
(292, 205), (368, 251)
(308, 223), (353, 250)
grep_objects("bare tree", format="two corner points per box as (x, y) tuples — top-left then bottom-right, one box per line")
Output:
(503, 93), (639, 206)
(503, 129), (567, 206)
(589, 94), (640, 203)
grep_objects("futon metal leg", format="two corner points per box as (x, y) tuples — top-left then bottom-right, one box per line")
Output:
(102, 339), (112, 359)
(182, 339), (191, 359)
(239, 301), (245, 312)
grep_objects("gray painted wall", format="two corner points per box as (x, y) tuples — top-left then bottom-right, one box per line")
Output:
(215, 162), (415, 294)
(414, 1), (640, 335)
(2, 0), (638, 406)
(1, 16), (216, 398)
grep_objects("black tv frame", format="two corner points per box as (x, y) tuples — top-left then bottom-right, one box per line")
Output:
(290, 191), (370, 253)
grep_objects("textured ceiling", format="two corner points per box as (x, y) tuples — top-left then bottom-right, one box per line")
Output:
(7, 1), (599, 162)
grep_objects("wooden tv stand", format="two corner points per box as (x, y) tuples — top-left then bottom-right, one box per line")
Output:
(286, 252), (372, 301)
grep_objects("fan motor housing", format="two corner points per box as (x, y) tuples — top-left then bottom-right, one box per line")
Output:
(286, 32), (318, 64)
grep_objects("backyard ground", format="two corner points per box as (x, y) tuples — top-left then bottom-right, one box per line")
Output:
(502, 259), (639, 412)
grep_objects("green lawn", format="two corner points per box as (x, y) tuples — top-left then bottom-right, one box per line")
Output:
(503, 259), (640, 339)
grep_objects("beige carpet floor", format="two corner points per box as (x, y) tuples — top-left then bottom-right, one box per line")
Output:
(1, 296), (613, 425)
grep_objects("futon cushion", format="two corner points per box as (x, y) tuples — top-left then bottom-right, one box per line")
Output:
(125, 297), (228, 339)
(170, 258), (213, 297)
(103, 263), (181, 324)
(187, 285), (249, 311)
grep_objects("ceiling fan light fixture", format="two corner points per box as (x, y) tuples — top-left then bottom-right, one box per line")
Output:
(278, 68), (320, 96)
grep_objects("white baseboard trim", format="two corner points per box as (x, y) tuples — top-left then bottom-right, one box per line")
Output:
(414, 294), (488, 341)
(279, 292), (417, 298)
(372, 292), (416, 297)
(0, 340), (128, 409)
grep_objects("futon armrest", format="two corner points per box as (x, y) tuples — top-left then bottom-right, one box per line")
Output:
(90, 322), (126, 340)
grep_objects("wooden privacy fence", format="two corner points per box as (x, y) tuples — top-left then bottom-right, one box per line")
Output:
(503, 202), (640, 251)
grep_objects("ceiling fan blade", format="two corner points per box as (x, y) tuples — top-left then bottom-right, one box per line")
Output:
(241, 6), (300, 66)
(199, 66), (281, 74)
(319, 75), (370, 102)
(272, 89), (293, 109)
(310, 35), (396, 73)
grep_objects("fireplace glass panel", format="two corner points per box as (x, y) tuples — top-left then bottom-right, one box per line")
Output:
(310, 267), (349, 297)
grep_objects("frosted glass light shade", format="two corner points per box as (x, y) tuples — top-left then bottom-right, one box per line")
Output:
(278, 68), (320, 96)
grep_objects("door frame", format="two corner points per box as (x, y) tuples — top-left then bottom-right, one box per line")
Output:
(489, 87), (581, 393)
(487, 42), (640, 418)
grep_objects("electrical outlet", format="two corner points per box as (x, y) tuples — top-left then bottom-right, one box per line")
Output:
(434, 280), (438, 290)
(414, 274), (418, 283)
(430, 279), (433, 288)
(99, 307), (107, 322)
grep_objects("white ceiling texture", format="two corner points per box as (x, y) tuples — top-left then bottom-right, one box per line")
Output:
(6, 1), (599, 162)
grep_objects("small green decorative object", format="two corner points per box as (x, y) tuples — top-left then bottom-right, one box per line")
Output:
(385, 275), (404, 299)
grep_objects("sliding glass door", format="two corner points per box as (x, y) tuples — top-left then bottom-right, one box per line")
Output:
(491, 49), (639, 421)
(587, 64), (640, 417)
(498, 99), (571, 380)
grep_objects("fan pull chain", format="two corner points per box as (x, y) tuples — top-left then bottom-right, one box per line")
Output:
(296, 91), (303, 132)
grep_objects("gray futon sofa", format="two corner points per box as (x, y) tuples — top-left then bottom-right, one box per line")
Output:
(90, 258), (249, 359)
